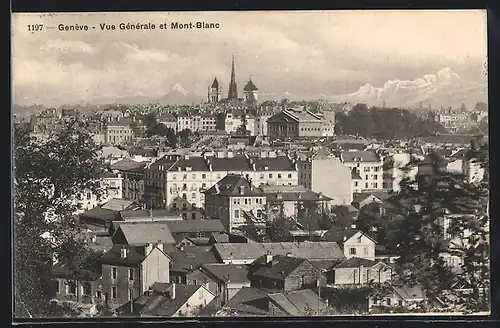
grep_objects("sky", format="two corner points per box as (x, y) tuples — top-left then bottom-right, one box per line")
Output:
(12, 10), (487, 106)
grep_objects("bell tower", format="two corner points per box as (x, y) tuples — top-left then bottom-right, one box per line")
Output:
(208, 77), (221, 103)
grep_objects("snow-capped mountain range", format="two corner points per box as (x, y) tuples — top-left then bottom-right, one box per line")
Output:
(327, 67), (487, 109)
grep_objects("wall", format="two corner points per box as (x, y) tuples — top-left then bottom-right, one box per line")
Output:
(311, 158), (352, 206)
(334, 264), (392, 285)
(141, 247), (171, 294)
(343, 161), (383, 191)
(102, 263), (141, 307)
(285, 261), (327, 291)
(343, 232), (376, 260)
(53, 278), (102, 305)
(173, 286), (216, 317)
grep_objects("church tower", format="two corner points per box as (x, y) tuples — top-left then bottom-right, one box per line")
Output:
(208, 77), (222, 103)
(243, 77), (258, 103)
(227, 55), (239, 100)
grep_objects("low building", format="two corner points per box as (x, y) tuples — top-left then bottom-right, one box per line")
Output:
(368, 284), (426, 312)
(110, 158), (146, 203)
(267, 108), (334, 139)
(250, 255), (327, 291)
(99, 245), (171, 309)
(332, 257), (392, 286)
(127, 282), (216, 317)
(323, 229), (376, 261)
(201, 263), (251, 305)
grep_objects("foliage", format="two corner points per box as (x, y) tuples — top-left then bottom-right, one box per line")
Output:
(178, 128), (195, 148)
(266, 216), (294, 242)
(384, 148), (489, 312)
(335, 104), (448, 139)
(474, 102), (488, 112)
(141, 113), (177, 147)
(297, 201), (335, 231)
(356, 203), (385, 243)
(14, 119), (106, 318)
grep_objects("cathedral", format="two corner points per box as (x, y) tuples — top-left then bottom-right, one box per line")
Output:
(207, 56), (258, 104)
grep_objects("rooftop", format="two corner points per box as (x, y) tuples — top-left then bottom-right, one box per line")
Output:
(341, 151), (381, 163)
(253, 255), (308, 280)
(201, 263), (251, 284)
(112, 221), (176, 245)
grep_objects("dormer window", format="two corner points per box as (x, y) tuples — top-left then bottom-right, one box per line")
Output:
(357, 236), (362, 243)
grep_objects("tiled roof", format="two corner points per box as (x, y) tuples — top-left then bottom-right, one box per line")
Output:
(224, 287), (274, 316)
(101, 199), (141, 212)
(204, 174), (263, 196)
(201, 263), (251, 284)
(110, 158), (145, 172)
(334, 257), (380, 269)
(209, 156), (253, 171)
(253, 255), (307, 280)
(166, 219), (226, 234)
(113, 221), (176, 245)
(99, 244), (147, 266)
(264, 190), (332, 202)
(352, 191), (390, 204)
(107, 117), (135, 127)
(149, 155), (181, 171)
(165, 246), (219, 272)
(249, 156), (295, 171)
(214, 242), (346, 262)
(135, 283), (202, 316)
(268, 289), (329, 316)
(211, 77), (220, 89)
(79, 207), (118, 221)
(168, 156), (210, 172)
(392, 284), (426, 301)
(341, 151), (381, 163)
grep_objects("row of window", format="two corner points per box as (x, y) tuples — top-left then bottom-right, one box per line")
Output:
(354, 181), (379, 189)
(111, 267), (134, 281)
(233, 197), (264, 205)
(364, 167), (381, 172)
(348, 247), (370, 255)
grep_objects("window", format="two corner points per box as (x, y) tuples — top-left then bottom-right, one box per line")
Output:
(355, 181), (359, 187)
(202, 183), (207, 189)
(193, 280), (197, 286)
(83, 282), (92, 296)
(257, 210), (262, 218)
(244, 199), (248, 205)
(183, 183), (187, 190)
(374, 167), (380, 172)
(173, 202), (177, 209)
(373, 175), (378, 180)
(349, 248), (356, 255)
(86, 192), (91, 200)
(365, 175), (369, 180)
(260, 173), (264, 179)
(182, 202), (187, 209)
(234, 210), (240, 218)
(237, 199), (241, 205)
(55, 280), (60, 294)
(288, 173), (292, 178)
(96, 290), (102, 299)
(192, 174), (196, 179)
(202, 174), (206, 179)
(373, 182), (378, 188)
(233, 199), (237, 205)
(111, 267), (117, 280)
(111, 287), (117, 299)
(364, 167), (370, 172)
(364, 247), (368, 255)
(128, 288), (133, 300)
(386, 298), (391, 306)
(129, 268), (134, 281)
(191, 193), (196, 199)
(365, 183), (369, 188)
(269, 173), (273, 179)
(191, 212), (196, 220)
(357, 236), (362, 243)
(182, 193), (187, 200)
(68, 281), (77, 294)
(217, 174), (221, 180)
(277, 173), (282, 179)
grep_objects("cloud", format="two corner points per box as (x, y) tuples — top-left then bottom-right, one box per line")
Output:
(118, 42), (174, 62)
(41, 39), (97, 54)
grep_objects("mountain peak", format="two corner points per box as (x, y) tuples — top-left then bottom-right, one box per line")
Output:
(171, 83), (188, 96)
(437, 67), (460, 81)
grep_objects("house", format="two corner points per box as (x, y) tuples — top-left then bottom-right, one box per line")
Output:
(166, 219), (227, 242)
(51, 262), (102, 307)
(74, 172), (124, 213)
(332, 257), (392, 286)
(165, 245), (220, 284)
(204, 174), (267, 232)
(250, 255), (327, 291)
(127, 282), (216, 317)
(99, 245), (171, 308)
(105, 118), (139, 145)
(368, 284), (426, 311)
(259, 184), (333, 220)
(110, 221), (176, 250)
(267, 108), (334, 139)
(340, 151), (383, 191)
(78, 199), (142, 232)
(220, 286), (279, 316)
(351, 191), (390, 211)
(323, 228), (376, 261)
(110, 158), (146, 202)
(267, 289), (330, 316)
(212, 241), (346, 265)
(201, 263), (251, 305)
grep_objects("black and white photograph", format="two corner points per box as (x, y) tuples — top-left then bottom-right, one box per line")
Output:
(11, 10), (490, 318)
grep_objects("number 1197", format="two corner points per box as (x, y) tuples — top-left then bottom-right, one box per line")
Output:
(27, 24), (43, 32)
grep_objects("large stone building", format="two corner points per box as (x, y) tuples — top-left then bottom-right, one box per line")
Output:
(340, 151), (383, 191)
(105, 118), (141, 145)
(267, 108), (335, 139)
(297, 152), (353, 206)
(143, 151), (299, 212)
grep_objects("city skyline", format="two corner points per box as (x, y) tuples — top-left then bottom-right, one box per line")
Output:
(12, 10), (487, 107)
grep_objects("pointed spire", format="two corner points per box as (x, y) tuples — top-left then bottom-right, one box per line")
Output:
(228, 55), (238, 100)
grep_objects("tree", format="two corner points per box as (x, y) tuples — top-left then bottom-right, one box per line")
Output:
(385, 149), (489, 311)
(266, 216), (293, 242)
(474, 102), (488, 112)
(14, 119), (106, 318)
(356, 203), (384, 242)
(178, 128), (194, 147)
(460, 103), (467, 111)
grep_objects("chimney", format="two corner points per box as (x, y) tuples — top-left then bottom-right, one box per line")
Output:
(265, 251), (272, 264)
(177, 167), (181, 171)
(120, 246), (128, 259)
(286, 252), (292, 257)
(297, 193), (302, 200)
(145, 243), (153, 256)
(170, 283), (176, 299)
(318, 192), (323, 199)
(156, 240), (163, 252)
(252, 163), (256, 171)
(239, 185), (245, 195)
(277, 192), (283, 200)
(209, 163), (213, 171)
(264, 165), (269, 171)
(215, 183), (220, 194)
